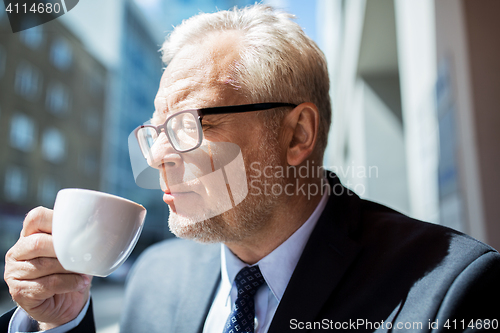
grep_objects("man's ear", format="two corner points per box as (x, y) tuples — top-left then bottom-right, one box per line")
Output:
(282, 103), (319, 166)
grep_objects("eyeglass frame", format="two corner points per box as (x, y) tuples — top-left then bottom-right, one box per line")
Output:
(133, 102), (297, 155)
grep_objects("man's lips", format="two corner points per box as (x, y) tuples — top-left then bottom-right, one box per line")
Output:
(163, 191), (176, 212)
(163, 190), (173, 200)
(160, 175), (204, 212)
(163, 190), (198, 205)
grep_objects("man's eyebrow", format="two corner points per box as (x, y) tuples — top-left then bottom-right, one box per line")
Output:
(151, 109), (167, 122)
(154, 96), (169, 113)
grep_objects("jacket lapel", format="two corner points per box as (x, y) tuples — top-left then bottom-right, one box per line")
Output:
(173, 245), (221, 333)
(268, 173), (363, 332)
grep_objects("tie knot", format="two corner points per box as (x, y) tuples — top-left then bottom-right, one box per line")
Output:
(234, 265), (265, 298)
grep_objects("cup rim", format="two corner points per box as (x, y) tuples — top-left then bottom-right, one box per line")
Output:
(57, 188), (145, 210)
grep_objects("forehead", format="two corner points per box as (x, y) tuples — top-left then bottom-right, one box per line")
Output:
(154, 31), (245, 115)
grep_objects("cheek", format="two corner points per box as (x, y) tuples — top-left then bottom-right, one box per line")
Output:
(236, 127), (266, 155)
(239, 143), (260, 166)
(181, 147), (214, 175)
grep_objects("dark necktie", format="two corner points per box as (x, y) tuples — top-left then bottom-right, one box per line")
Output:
(223, 265), (266, 333)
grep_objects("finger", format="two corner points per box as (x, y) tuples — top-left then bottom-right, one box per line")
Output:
(10, 273), (91, 305)
(22, 207), (53, 237)
(7, 257), (71, 281)
(7, 233), (56, 261)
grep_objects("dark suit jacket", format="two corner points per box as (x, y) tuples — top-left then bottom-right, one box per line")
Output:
(2, 172), (499, 332)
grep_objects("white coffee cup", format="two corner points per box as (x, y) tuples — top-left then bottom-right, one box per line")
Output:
(52, 188), (147, 277)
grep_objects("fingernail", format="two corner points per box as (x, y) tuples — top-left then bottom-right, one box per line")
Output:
(82, 275), (91, 285)
(78, 275), (91, 291)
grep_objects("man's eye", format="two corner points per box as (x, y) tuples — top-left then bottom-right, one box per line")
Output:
(182, 118), (197, 131)
(201, 122), (214, 130)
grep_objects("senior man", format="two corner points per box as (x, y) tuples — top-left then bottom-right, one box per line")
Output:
(2, 4), (500, 333)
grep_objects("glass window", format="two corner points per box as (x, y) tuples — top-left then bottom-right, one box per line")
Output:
(0, 44), (5, 79)
(50, 37), (72, 70)
(42, 128), (66, 163)
(0, 4), (5, 22)
(46, 82), (71, 115)
(15, 61), (41, 99)
(38, 176), (58, 206)
(10, 113), (36, 152)
(80, 152), (98, 176)
(20, 24), (44, 49)
(88, 71), (105, 96)
(84, 109), (100, 134)
(4, 166), (28, 202)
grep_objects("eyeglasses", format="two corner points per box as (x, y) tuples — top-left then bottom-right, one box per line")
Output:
(134, 102), (297, 157)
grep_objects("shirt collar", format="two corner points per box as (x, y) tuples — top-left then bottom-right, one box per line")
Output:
(221, 189), (330, 303)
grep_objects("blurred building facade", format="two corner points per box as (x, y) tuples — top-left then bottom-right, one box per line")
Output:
(320, 0), (500, 249)
(0, 12), (107, 268)
(95, 0), (167, 250)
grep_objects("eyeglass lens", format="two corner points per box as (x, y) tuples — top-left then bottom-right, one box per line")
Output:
(137, 111), (201, 156)
(166, 112), (200, 151)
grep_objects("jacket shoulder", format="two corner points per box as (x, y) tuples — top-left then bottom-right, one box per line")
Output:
(0, 308), (16, 332)
(120, 238), (220, 332)
(127, 238), (219, 285)
(358, 199), (497, 258)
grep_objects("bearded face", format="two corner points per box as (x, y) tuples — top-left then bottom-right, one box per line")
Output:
(167, 124), (286, 244)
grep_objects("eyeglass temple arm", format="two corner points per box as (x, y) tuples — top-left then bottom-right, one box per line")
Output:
(198, 103), (297, 117)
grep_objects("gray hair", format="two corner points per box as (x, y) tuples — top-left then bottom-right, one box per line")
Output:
(161, 4), (331, 156)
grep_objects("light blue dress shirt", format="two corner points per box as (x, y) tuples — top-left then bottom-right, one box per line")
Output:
(9, 190), (329, 333)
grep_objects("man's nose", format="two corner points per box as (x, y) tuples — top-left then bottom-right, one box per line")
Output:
(147, 132), (183, 169)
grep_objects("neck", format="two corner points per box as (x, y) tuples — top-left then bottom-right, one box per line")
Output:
(224, 176), (324, 264)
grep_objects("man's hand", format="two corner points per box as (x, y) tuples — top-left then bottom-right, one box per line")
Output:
(4, 207), (92, 330)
